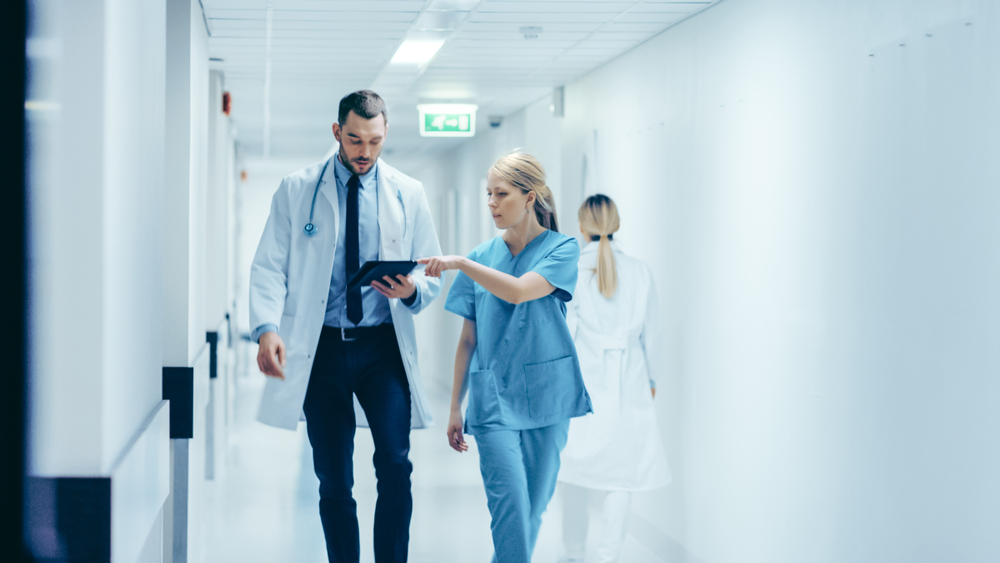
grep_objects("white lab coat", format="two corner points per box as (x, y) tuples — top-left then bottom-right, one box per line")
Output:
(559, 241), (671, 491)
(249, 157), (443, 430)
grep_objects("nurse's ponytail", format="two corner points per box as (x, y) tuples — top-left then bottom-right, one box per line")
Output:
(489, 152), (559, 232)
(578, 194), (620, 299)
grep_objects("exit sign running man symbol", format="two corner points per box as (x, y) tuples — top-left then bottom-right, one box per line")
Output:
(427, 113), (470, 132)
(417, 104), (478, 137)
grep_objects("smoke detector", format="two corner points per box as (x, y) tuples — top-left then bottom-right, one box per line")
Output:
(519, 26), (542, 39)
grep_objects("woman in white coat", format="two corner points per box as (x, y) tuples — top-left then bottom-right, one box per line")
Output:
(558, 194), (671, 563)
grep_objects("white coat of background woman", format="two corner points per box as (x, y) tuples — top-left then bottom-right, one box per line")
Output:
(558, 194), (671, 563)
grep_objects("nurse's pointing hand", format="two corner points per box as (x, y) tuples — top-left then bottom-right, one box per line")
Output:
(417, 256), (466, 278)
(257, 331), (286, 380)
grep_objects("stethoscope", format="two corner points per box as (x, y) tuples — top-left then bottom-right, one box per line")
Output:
(303, 158), (332, 237)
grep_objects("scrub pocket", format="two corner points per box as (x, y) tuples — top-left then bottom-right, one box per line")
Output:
(467, 369), (502, 426)
(524, 355), (579, 419)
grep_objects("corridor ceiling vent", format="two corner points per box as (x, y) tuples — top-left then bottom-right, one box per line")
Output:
(417, 104), (478, 137)
(519, 26), (542, 39)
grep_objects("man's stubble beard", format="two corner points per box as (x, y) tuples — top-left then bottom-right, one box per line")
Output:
(338, 144), (381, 176)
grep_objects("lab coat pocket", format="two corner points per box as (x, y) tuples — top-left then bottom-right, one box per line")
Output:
(467, 369), (502, 426)
(524, 355), (580, 420)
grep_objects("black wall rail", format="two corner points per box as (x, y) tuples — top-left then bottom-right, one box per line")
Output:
(162, 367), (195, 439)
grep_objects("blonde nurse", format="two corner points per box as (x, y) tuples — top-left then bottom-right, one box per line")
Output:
(420, 153), (592, 563)
(558, 194), (671, 563)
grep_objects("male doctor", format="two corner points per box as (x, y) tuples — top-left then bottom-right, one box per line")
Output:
(249, 90), (442, 563)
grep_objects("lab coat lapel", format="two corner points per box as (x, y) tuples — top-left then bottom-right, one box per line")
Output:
(318, 155), (340, 230)
(376, 159), (404, 259)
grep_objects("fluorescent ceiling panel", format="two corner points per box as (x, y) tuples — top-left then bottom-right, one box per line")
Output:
(391, 39), (447, 64)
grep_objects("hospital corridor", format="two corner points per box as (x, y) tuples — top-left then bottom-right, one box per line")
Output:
(4, 0), (1000, 562)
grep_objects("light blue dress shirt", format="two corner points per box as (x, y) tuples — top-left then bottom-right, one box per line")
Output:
(251, 155), (419, 343)
(324, 155), (389, 327)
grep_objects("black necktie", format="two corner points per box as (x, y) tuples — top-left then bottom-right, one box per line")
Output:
(346, 174), (363, 325)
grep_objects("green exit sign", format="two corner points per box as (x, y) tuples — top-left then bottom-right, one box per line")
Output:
(418, 104), (478, 137)
(424, 113), (471, 133)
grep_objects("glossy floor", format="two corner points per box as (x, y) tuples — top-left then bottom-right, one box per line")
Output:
(203, 356), (664, 563)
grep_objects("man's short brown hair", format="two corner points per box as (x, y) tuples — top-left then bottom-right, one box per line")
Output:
(338, 90), (387, 126)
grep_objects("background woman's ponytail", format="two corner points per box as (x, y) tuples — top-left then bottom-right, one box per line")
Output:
(578, 194), (620, 298)
(489, 152), (559, 232)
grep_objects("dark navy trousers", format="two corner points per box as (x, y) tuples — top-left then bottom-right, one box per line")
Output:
(303, 325), (412, 563)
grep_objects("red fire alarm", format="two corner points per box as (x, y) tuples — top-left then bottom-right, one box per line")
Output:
(222, 92), (232, 116)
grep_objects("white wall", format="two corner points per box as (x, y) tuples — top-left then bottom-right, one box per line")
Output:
(164, 0), (210, 367)
(30, 0), (166, 477)
(556, 0), (1000, 561)
(162, 4), (212, 561)
(206, 70), (234, 331)
(102, 0), (168, 480)
(28, 0), (172, 560)
(389, 0), (1000, 560)
(30, 0), (105, 477)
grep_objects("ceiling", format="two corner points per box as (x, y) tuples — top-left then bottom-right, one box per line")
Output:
(204, 0), (720, 162)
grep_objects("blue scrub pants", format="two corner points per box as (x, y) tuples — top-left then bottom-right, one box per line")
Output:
(474, 420), (571, 563)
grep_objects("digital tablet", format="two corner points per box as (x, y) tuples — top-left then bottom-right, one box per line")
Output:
(347, 260), (418, 294)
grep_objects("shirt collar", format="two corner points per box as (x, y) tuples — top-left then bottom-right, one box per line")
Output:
(333, 152), (378, 189)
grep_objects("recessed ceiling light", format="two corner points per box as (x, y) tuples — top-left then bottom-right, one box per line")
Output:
(391, 39), (446, 65)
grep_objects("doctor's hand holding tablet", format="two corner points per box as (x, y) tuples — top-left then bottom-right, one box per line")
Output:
(369, 273), (416, 299)
(345, 259), (421, 297)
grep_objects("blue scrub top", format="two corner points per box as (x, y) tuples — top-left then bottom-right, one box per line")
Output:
(445, 229), (593, 434)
